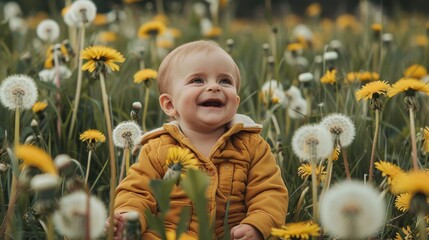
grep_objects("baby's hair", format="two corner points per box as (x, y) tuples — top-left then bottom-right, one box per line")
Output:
(157, 40), (241, 94)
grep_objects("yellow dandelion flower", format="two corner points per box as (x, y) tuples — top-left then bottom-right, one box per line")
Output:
(355, 80), (391, 101)
(15, 144), (57, 175)
(328, 146), (341, 161)
(138, 21), (166, 39)
(204, 27), (223, 39)
(44, 54), (54, 69)
(404, 64), (427, 79)
(165, 146), (199, 180)
(169, 28), (182, 38)
(297, 163), (326, 183)
(287, 42), (304, 52)
(336, 14), (358, 30)
(346, 72), (358, 83)
(423, 127), (429, 154)
(157, 39), (174, 49)
(395, 193), (412, 212)
(415, 35), (428, 47)
(320, 69), (336, 85)
(306, 3), (321, 17)
(391, 170), (429, 196)
(152, 14), (168, 24)
(371, 23), (382, 32)
(133, 69), (158, 84)
(32, 101), (48, 113)
(271, 221), (321, 239)
(81, 46), (125, 73)
(166, 230), (197, 240)
(387, 78), (429, 97)
(61, 6), (70, 16)
(79, 129), (106, 143)
(374, 161), (404, 184)
(93, 14), (109, 26)
(98, 31), (118, 43)
(360, 72), (380, 82)
(395, 226), (414, 240)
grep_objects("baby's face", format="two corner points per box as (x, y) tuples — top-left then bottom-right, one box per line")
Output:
(164, 49), (240, 133)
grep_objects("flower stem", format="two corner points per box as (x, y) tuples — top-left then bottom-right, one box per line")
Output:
(368, 109), (380, 183)
(342, 147), (351, 179)
(84, 150), (93, 187)
(417, 212), (427, 240)
(322, 158), (333, 194)
(310, 161), (319, 223)
(293, 186), (309, 221)
(99, 73), (117, 240)
(142, 87), (150, 132)
(409, 108), (419, 170)
(68, 24), (86, 139)
(46, 215), (54, 240)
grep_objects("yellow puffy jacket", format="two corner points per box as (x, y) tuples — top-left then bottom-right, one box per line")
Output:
(114, 114), (288, 239)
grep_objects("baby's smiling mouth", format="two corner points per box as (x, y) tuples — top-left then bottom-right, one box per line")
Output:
(198, 99), (224, 107)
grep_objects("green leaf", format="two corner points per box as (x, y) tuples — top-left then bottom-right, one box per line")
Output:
(149, 179), (175, 215)
(223, 200), (231, 240)
(144, 209), (167, 240)
(175, 205), (191, 238)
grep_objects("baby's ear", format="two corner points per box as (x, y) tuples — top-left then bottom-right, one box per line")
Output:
(159, 93), (176, 117)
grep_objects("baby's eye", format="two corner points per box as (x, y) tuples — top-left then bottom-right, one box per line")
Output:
(219, 78), (233, 85)
(190, 78), (204, 84)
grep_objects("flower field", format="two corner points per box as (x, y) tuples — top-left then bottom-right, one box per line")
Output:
(0, 0), (429, 239)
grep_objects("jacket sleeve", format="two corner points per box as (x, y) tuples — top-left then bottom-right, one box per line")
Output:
(114, 140), (164, 233)
(240, 135), (289, 239)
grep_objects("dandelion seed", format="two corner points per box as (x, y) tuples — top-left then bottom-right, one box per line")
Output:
(0, 74), (38, 110)
(15, 144), (57, 175)
(53, 191), (107, 239)
(320, 113), (356, 147)
(69, 0), (97, 24)
(292, 124), (333, 162)
(163, 146), (199, 183)
(260, 80), (287, 106)
(112, 121), (142, 148)
(133, 69), (158, 84)
(31, 173), (60, 214)
(288, 97), (307, 119)
(81, 46), (125, 73)
(319, 180), (386, 239)
(271, 221), (321, 239)
(36, 19), (60, 42)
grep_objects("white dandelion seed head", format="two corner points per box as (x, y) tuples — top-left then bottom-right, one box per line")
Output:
(314, 55), (323, 64)
(124, 211), (140, 221)
(320, 113), (356, 147)
(193, 2), (207, 18)
(54, 154), (72, 169)
(291, 124), (333, 162)
(0, 163), (9, 172)
(69, 0), (97, 24)
(106, 9), (126, 23)
(30, 173), (60, 192)
(38, 66), (72, 83)
(288, 97), (308, 119)
(36, 19), (60, 42)
(329, 39), (342, 50)
(285, 85), (302, 102)
(4, 2), (22, 19)
(53, 191), (107, 239)
(200, 17), (213, 35)
(292, 24), (313, 41)
(323, 51), (338, 61)
(382, 33), (393, 43)
(132, 101), (142, 110)
(31, 119), (39, 127)
(319, 180), (386, 239)
(0, 74), (38, 110)
(8, 17), (27, 34)
(63, 10), (79, 27)
(113, 121), (142, 148)
(298, 72), (314, 83)
(261, 80), (287, 106)
(296, 56), (309, 68)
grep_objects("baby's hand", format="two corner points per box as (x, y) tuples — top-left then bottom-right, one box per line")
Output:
(105, 212), (125, 240)
(230, 224), (263, 240)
